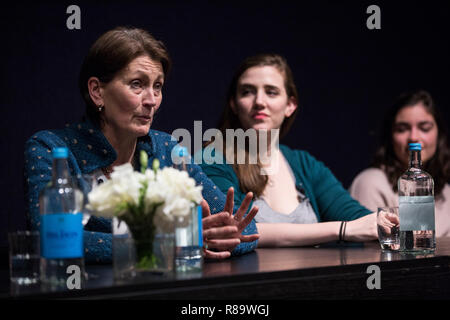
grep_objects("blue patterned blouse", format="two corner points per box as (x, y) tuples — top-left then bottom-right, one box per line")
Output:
(24, 120), (258, 264)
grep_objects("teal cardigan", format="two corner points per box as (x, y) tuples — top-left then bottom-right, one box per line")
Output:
(200, 144), (371, 223)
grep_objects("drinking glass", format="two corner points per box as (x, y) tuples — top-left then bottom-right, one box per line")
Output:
(8, 231), (40, 285)
(377, 206), (400, 250)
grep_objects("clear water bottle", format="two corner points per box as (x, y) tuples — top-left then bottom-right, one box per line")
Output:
(398, 143), (436, 252)
(39, 147), (85, 290)
(172, 145), (203, 274)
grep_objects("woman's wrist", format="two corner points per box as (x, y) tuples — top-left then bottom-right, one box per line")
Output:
(338, 221), (349, 242)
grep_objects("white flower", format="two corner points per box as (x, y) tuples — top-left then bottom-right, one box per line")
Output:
(155, 167), (203, 205)
(153, 206), (175, 233)
(87, 163), (143, 217)
(146, 167), (203, 231)
(163, 197), (194, 218)
(86, 161), (203, 233)
(110, 163), (144, 205)
(145, 179), (166, 208)
(86, 180), (122, 218)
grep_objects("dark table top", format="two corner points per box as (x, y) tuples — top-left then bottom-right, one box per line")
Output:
(2, 238), (450, 299)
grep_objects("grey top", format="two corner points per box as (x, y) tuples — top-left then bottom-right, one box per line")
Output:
(253, 159), (318, 224)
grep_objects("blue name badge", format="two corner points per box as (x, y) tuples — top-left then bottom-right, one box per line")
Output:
(40, 213), (83, 259)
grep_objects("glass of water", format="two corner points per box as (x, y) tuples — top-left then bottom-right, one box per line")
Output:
(8, 231), (40, 286)
(377, 207), (400, 250)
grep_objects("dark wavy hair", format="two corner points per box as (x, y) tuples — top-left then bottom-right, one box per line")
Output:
(78, 26), (171, 127)
(371, 90), (450, 198)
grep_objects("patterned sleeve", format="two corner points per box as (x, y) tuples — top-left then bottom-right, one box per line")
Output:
(24, 133), (112, 264)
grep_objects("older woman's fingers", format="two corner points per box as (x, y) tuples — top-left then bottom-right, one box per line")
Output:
(203, 225), (238, 239)
(239, 233), (260, 243)
(224, 187), (234, 215)
(205, 238), (240, 251)
(201, 199), (210, 218)
(202, 211), (232, 230)
(238, 206), (258, 230)
(204, 249), (231, 260)
(234, 192), (253, 221)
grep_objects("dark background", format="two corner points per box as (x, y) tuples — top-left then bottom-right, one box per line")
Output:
(1, 1), (449, 251)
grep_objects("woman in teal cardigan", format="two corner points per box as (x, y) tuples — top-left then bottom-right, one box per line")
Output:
(200, 54), (377, 247)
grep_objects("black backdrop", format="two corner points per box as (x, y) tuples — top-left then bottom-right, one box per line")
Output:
(1, 1), (449, 249)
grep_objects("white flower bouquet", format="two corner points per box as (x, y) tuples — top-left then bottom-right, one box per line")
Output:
(86, 151), (203, 268)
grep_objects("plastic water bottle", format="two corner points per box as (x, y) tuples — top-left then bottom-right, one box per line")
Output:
(39, 147), (85, 289)
(398, 143), (436, 252)
(172, 145), (203, 273)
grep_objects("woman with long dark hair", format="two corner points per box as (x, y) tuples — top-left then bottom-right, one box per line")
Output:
(350, 90), (450, 236)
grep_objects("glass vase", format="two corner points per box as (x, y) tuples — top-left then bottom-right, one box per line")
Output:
(112, 217), (175, 281)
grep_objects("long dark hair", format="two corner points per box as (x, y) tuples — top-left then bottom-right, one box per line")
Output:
(78, 26), (171, 127)
(372, 90), (450, 198)
(211, 53), (299, 197)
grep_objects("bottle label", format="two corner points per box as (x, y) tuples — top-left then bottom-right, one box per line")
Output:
(399, 196), (435, 231)
(40, 213), (83, 259)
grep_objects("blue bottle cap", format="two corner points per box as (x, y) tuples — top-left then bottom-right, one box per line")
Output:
(173, 145), (188, 157)
(408, 143), (422, 151)
(52, 147), (68, 159)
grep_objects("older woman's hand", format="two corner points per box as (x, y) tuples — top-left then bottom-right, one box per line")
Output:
(201, 187), (259, 259)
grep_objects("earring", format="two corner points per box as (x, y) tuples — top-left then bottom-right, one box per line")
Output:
(98, 105), (104, 112)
